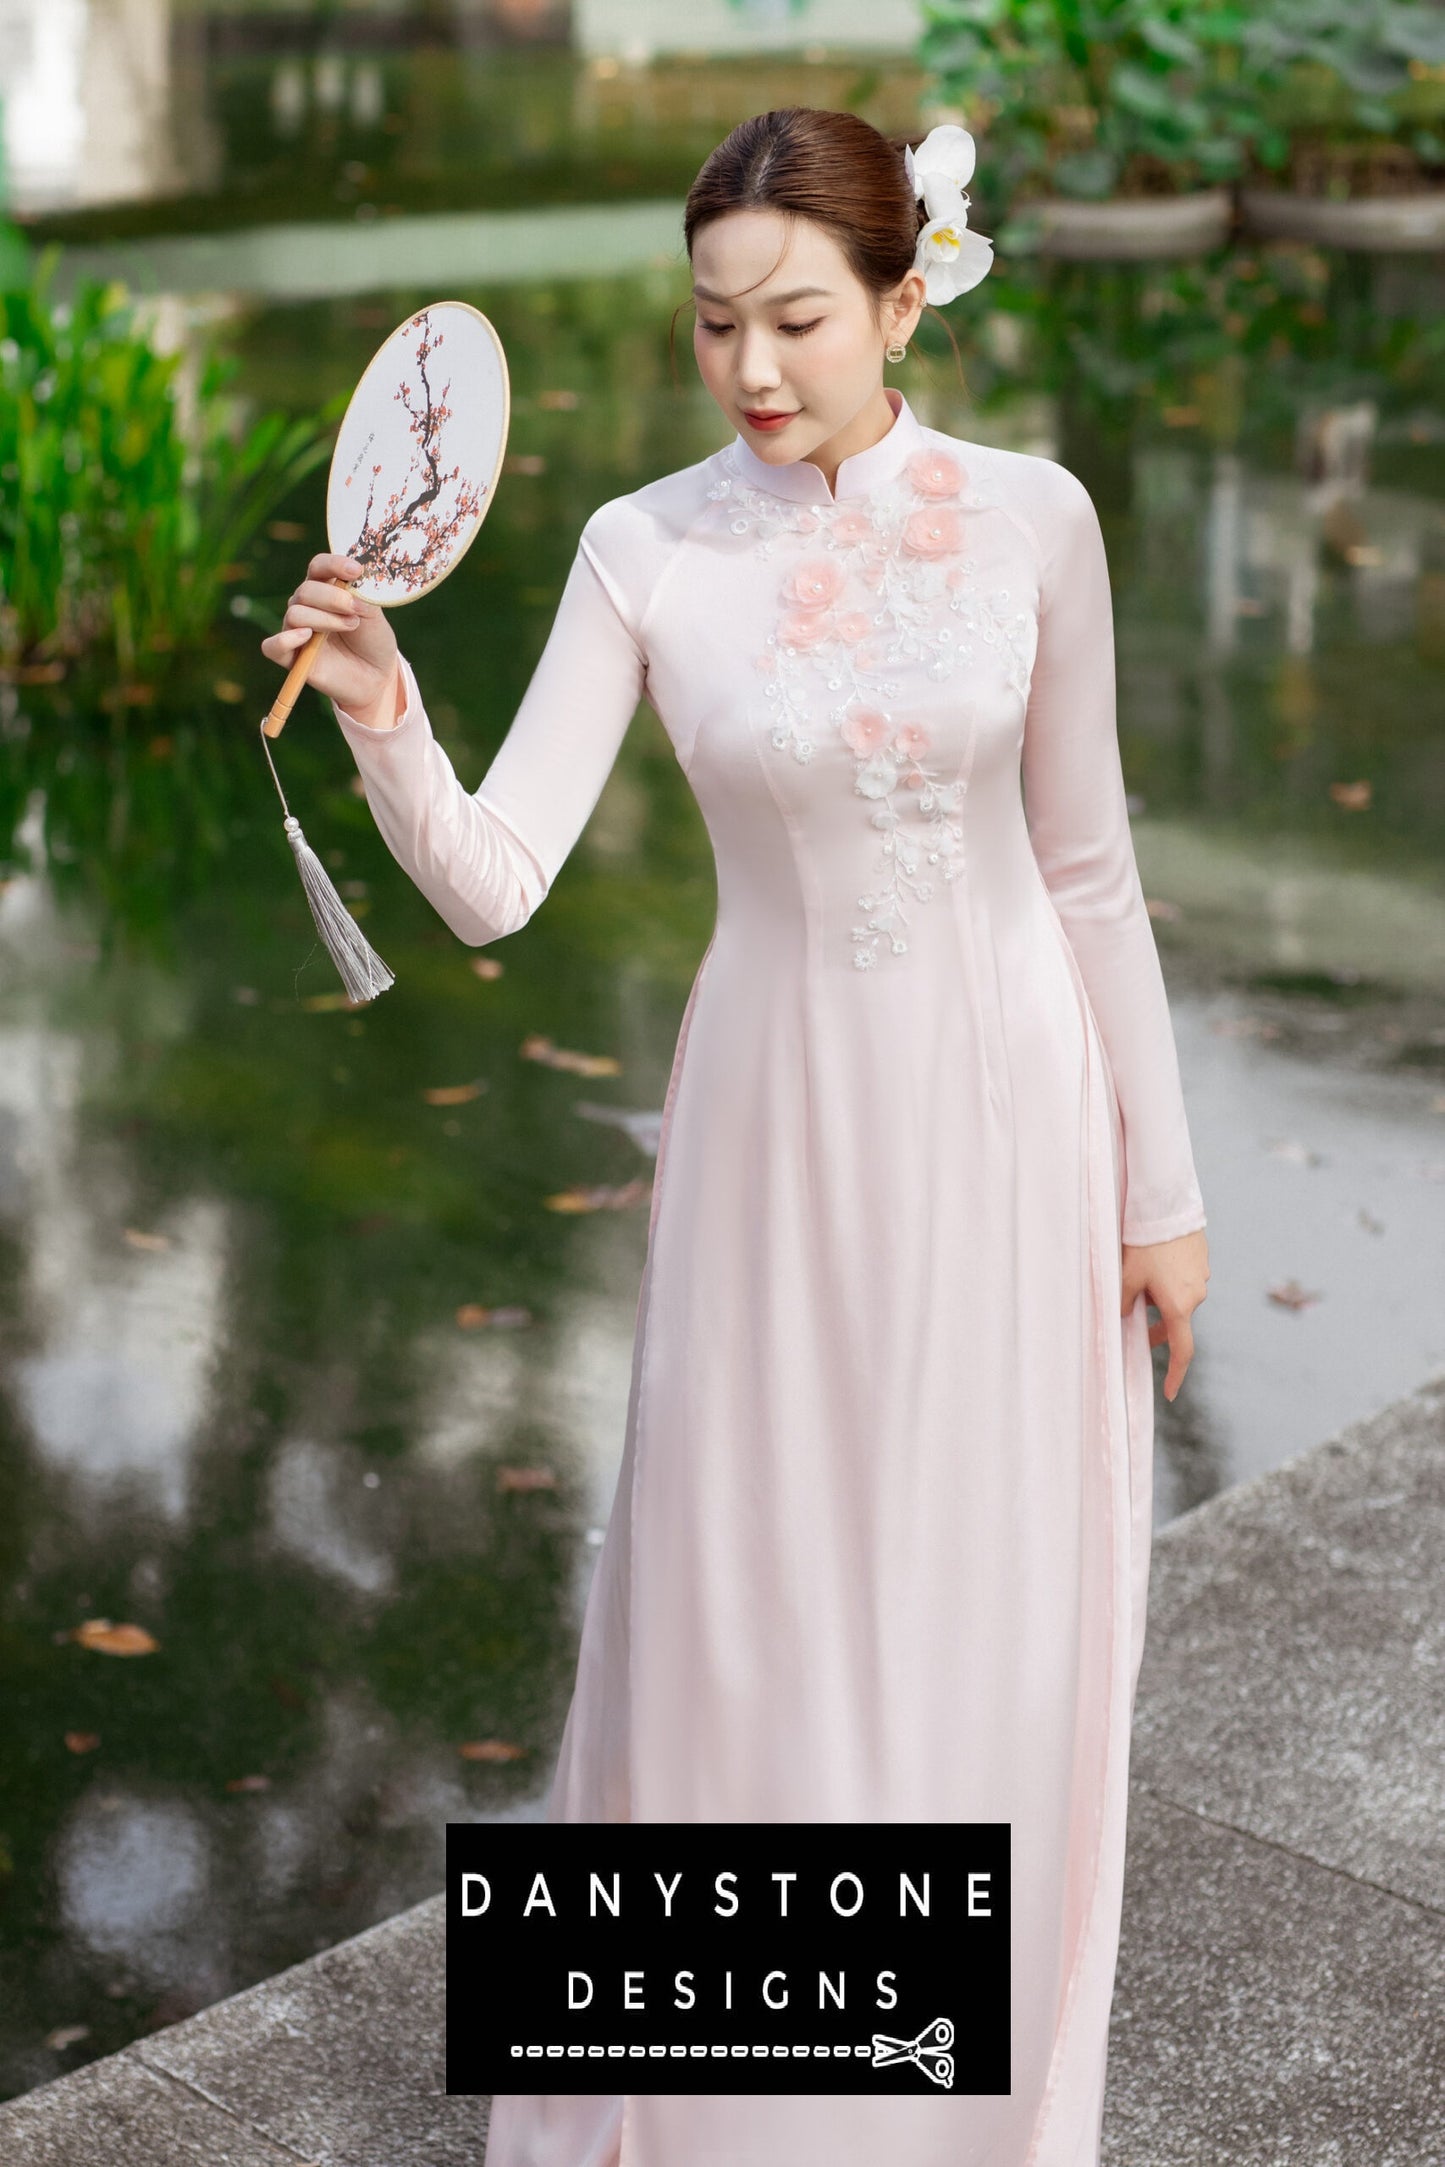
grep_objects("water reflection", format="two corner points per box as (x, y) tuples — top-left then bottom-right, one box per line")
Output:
(0, 0), (219, 214)
(2, 164), (1444, 2116)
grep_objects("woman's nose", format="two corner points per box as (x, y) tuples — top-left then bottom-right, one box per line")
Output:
(734, 328), (781, 393)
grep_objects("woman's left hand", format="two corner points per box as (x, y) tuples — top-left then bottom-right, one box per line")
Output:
(1121, 1228), (1209, 1402)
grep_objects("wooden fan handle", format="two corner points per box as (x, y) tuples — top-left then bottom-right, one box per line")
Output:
(261, 578), (354, 739)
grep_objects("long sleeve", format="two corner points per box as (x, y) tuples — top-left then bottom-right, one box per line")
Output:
(330, 510), (647, 946)
(1020, 462), (1207, 1246)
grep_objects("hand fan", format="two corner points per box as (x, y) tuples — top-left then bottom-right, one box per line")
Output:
(257, 300), (511, 1002)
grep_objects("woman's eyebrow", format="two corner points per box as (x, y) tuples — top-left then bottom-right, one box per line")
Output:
(691, 285), (835, 305)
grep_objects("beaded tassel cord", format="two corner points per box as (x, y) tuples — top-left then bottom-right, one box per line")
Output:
(259, 721), (395, 1003)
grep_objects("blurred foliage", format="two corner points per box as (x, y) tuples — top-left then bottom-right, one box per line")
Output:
(923, 238), (1445, 449)
(921, 0), (1445, 204)
(0, 251), (341, 685)
(1240, 0), (1445, 183)
(920, 0), (1283, 202)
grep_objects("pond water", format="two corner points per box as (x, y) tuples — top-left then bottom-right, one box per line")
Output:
(2, 40), (1445, 2111)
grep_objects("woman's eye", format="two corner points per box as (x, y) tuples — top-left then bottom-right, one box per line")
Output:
(697, 319), (822, 337)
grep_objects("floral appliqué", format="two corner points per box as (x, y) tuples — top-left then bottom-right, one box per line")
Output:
(707, 443), (1034, 969)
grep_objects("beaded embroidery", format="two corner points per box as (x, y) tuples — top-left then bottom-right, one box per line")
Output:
(706, 442), (1035, 969)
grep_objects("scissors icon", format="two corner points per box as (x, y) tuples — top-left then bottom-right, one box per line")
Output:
(870, 2014), (955, 2089)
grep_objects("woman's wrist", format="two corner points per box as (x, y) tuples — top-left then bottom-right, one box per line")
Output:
(344, 660), (404, 732)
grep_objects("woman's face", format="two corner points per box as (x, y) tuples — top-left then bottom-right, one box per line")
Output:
(690, 209), (922, 465)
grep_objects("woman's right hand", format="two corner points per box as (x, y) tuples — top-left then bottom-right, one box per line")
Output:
(261, 552), (401, 728)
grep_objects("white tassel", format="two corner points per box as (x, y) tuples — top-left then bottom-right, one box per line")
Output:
(283, 813), (395, 1002)
(261, 721), (395, 1004)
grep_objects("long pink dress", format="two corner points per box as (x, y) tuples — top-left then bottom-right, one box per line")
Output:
(334, 387), (1207, 2167)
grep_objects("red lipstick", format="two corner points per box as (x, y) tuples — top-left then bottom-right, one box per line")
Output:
(742, 408), (798, 433)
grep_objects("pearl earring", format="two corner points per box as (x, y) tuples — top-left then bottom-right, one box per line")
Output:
(885, 342), (908, 364)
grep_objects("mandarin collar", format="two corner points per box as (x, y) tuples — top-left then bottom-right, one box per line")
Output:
(725, 387), (925, 506)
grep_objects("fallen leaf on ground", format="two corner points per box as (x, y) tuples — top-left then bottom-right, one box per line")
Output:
(423, 1079), (487, 1105)
(44, 2026), (89, 2052)
(300, 991), (362, 1011)
(64, 1732), (101, 1754)
(122, 1228), (170, 1251)
(497, 1465), (556, 1492)
(503, 453), (547, 476)
(212, 681), (245, 704)
(537, 389), (580, 410)
(225, 1774), (271, 1793)
(470, 956), (504, 980)
(1266, 1279), (1322, 1311)
(545, 1180), (651, 1213)
(1329, 779), (1372, 810)
(1210, 1016), (1282, 1040)
(459, 1738), (528, 1761)
(521, 1033), (620, 1077)
(70, 1620), (160, 1656)
(456, 1303), (534, 1329)
(1267, 1139), (1324, 1167)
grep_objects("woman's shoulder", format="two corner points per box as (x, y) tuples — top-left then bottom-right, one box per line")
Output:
(918, 423), (1099, 561)
(580, 452), (724, 560)
(922, 422), (1094, 508)
(573, 453), (724, 641)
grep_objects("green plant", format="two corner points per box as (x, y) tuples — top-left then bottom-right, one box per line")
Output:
(920, 0), (1281, 202)
(0, 248), (341, 685)
(1240, 0), (1445, 182)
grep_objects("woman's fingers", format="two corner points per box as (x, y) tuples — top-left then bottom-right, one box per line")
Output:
(282, 603), (362, 635)
(291, 577), (366, 616)
(260, 628), (313, 663)
(1161, 1316), (1194, 1401)
(308, 552), (366, 583)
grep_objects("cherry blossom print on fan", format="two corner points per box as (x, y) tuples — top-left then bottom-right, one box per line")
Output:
(710, 443), (1037, 969)
(324, 301), (508, 609)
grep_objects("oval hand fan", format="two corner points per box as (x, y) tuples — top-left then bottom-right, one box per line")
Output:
(257, 299), (511, 1002)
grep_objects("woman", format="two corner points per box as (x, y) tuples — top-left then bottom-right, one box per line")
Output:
(263, 105), (1209, 2167)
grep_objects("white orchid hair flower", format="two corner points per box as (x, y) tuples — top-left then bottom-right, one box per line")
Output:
(904, 122), (994, 304)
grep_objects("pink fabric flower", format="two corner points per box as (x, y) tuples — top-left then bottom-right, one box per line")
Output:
(907, 449), (966, 500)
(894, 722), (931, 759)
(833, 508), (874, 545)
(783, 557), (847, 611)
(793, 511), (821, 534)
(779, 609), (835, 650)
(902, 506), (963, 558)
(835, 612), (872, 645)
(841, 708), (891, 755)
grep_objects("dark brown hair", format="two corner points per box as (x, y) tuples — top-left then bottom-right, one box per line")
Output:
(669, 105), (967, 391)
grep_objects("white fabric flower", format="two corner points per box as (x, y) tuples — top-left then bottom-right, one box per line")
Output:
(905, 123), (994, 304)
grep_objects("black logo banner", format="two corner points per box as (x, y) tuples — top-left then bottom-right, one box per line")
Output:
(446, 1822), (1009, 2097)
